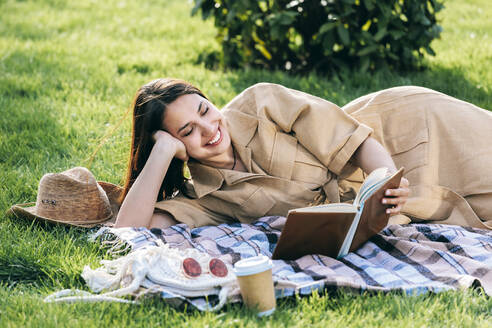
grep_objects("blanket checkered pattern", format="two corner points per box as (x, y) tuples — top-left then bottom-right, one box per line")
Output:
(93, 216), (492, 311)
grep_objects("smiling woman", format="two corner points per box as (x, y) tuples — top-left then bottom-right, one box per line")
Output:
(114, 78), (492, 232)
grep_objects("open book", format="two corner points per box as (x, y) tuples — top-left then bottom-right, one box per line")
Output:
(272, 167), (404, 260)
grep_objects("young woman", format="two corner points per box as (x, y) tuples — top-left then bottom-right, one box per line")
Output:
(114, 79), (492, 231)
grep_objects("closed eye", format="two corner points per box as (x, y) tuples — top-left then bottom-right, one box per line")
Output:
(183, 106), (208, 137)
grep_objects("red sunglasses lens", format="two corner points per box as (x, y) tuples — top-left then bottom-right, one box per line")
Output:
(183, 258), (202, 278)
(209, 258), (228, 277)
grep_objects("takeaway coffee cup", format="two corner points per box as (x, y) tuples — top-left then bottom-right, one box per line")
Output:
(233, 255), (276, 316)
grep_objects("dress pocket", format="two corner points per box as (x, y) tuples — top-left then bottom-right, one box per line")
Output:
(354, 107), (429, 174)
(382, 107), (429, 173)
(237, 186), (276, 219)
(382, 107), (429, 155)
(292, 143), (329, 184)
(268, 131), (297, 179)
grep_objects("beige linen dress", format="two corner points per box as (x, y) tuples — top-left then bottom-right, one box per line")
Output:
(342, 86), (492, 229)
(155, 83), (492, 230)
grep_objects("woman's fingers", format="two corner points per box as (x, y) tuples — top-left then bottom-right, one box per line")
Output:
(385, 188), (409, 197)
(385, 177), (410, 195)
(152, 130), (167, 142)
(400, 177), (410, 186)
(382, 195), (407, 205)
(174, 145), (189, 162)
(381, 177), (410, 215)
(152, 130), (189, 161)
(386, 204), (402, 215)
(383, 187), (410, 204)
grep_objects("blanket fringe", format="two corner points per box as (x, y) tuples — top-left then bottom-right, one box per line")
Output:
(88, 227), (132, 257)
(44, 289), (137, 304)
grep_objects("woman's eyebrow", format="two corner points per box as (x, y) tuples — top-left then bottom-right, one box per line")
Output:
(178, 101), (203, 133)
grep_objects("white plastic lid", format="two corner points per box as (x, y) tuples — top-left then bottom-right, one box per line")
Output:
(233, 255), (273, 276)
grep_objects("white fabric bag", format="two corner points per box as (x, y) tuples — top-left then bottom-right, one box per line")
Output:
(44, 240), (238, 311)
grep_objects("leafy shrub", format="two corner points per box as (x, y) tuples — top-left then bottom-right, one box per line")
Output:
(191, 0), (444, 73)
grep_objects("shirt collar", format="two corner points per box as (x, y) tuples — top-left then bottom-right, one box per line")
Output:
(224, 109), (258, 147)
(187, 161), (224, 198)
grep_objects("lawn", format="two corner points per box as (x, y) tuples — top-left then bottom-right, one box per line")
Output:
(0, 0), (491, 327)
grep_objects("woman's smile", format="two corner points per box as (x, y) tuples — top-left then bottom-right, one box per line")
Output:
(205, 127), (223, 147)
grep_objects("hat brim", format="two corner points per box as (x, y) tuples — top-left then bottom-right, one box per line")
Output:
(7, 181), (123, 228)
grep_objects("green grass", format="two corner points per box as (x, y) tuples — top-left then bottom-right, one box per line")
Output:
(1, 0), (491, 326)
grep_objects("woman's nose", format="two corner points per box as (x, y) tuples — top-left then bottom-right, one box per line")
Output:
(201, 121), (215, 137)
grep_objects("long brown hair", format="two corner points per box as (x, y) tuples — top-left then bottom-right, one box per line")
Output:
(121, 78), (207, 203)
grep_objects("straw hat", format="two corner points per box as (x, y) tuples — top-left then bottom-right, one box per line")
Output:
(8, 167), (122, 228)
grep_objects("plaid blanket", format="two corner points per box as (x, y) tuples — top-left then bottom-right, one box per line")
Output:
(93, 216), (492, 311)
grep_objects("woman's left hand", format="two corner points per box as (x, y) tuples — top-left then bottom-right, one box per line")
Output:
(382, 177), (410, 215)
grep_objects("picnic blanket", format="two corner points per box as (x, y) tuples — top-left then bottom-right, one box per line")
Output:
(89, 216), (492, 310)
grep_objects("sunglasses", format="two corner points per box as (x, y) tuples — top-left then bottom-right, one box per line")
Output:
(182, 257), (228, 279)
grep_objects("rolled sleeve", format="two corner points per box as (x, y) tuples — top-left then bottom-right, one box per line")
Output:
(327, 123), (373, 175)
(244, 83), (373, 176)
(155, 195), (230, 228)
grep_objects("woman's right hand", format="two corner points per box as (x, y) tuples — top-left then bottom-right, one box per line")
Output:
(116, 130), (187, 228)
(152, 130), (189, 161)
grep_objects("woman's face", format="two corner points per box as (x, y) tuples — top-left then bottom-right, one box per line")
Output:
(162, 93), (232, 166)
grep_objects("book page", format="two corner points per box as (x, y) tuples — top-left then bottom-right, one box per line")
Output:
(290, 202), (356, 213)
(340, 168), (404, 258)
(353, 167), (389, 205)
(337, 204), (364, 257)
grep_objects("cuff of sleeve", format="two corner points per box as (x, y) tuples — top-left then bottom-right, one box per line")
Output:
(328, 123), (373, 176)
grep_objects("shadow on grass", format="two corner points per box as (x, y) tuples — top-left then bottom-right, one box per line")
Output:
(0, 50), (89, 213)
(0, 212), (105, 289)
(220, 64), (491, 110)
(0, 52), (75, 163)
(118, 286), (490, 323)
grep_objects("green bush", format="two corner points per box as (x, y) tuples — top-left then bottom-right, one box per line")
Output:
(192, 0), (444, 73)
